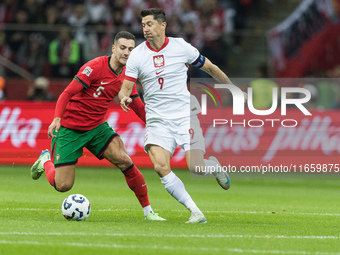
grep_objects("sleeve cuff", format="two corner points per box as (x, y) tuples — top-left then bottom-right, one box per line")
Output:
(125, 75), (137, 82)
(130, 94), (139, 99)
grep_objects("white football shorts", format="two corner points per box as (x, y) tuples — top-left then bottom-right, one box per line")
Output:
(144, 115), (205, 156)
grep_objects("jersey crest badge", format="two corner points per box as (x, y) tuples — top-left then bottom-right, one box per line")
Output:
(82, 66), (93, 77)
(153, 55), (165, 68)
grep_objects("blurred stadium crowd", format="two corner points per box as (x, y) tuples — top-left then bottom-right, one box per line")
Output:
(0, 0), (260, 78)
(0, 0), (339, 109)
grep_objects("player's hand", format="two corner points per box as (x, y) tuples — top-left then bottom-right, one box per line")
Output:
(120, 97), (132, 112)
(47, 117), (61, 139)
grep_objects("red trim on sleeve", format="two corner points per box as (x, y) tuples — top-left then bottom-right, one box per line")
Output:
(125, 75), (137, 82)
(146, 36), (169, 52)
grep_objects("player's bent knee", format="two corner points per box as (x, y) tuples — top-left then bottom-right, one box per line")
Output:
(55, 182), (73, 192)
(154, 163), (170, 176)
(115, 153), (133, 170)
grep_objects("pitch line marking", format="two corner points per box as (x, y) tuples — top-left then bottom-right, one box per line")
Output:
(2, 208), (340, 217)
(0, 232), (339, 240)
(0, 240), (339, 255)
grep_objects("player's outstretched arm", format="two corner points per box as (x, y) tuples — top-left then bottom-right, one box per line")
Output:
(200, 57), (247, 101)
(200, 57), (233, 85)
(119, 79), (135, 112)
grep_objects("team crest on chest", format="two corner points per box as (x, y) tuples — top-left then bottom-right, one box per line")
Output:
(153, 55), (165, 68)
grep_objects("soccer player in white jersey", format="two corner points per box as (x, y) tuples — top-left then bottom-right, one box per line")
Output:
(119, 8), (233, 223)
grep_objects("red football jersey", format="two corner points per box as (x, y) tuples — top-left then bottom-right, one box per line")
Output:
(61, 56), (139, 130)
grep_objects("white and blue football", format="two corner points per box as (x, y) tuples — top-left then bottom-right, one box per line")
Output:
(61, 194), (91, 221)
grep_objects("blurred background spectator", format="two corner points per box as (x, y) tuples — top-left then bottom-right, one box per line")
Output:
(0, 0), (18, 24)
(48, 26), (81, 78)
(20, 0), (44, 24)
(16, 33), (46, 77)
(26, 76), (54, 101)
(68, 3), (89, 43)
(42, 5), (63, 43)
(86, 0), (110, 25)
(5, 9), (31, 62)
(199, 0), (233, 71)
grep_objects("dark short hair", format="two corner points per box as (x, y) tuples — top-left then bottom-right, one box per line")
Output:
(114, 31), (135, 44)
(141, 8), (166, 24)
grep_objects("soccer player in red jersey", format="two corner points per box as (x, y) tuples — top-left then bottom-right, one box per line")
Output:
(31, 31), (165, 221)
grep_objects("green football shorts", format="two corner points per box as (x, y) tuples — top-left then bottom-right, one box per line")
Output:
(51, 121), (118, 167)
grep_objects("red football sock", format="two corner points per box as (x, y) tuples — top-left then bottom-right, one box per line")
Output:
(44, 161), (55, 187)
(123, 164), (150, 208)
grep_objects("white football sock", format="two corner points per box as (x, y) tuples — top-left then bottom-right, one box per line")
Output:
(160, 171), (201, 213)
(143, 205), (153, 216)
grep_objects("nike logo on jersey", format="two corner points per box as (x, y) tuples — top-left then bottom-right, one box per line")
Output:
(156, 70), (164, 75)
(190, 142), (198, 145)
(101, 81), (110, 84)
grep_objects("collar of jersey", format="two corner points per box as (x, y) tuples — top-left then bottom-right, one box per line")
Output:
(146, 36), (169, 52)
(108, 56), (122, 76)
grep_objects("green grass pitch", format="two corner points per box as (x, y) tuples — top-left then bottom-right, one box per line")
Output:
(0, 165), (339, 255)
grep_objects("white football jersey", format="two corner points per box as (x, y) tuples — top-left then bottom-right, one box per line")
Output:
(125, 37), (202, 120)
